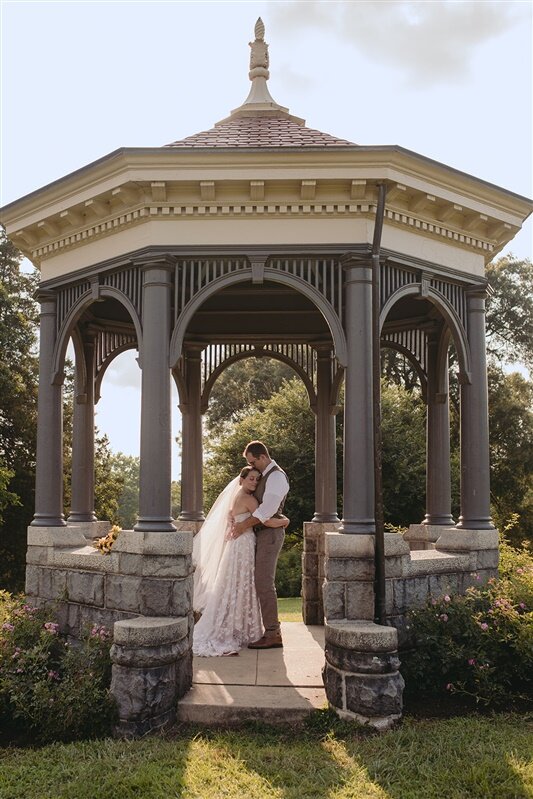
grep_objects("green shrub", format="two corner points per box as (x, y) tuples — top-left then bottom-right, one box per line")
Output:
(0, 593), (116, 743)
(276, 544), (303, 598)
(401, 528), (533, 707)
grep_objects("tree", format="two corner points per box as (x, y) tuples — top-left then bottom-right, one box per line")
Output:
(204, 377), (317, 539)
(109, 453), (139, 529)
(486, 257), (533, 370)
(0, 228), (39, 590)
(204, 356), (295, 433)
(487, 368), (533, 542)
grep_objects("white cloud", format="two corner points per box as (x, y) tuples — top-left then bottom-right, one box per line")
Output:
(271, 0), (529, 87)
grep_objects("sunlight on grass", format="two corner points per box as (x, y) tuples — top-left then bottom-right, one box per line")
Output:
(0, 715), (531, 798)
(278, 597), (303, 622)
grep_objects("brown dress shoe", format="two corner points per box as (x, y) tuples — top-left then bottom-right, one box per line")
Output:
(248, 633), (283, 649)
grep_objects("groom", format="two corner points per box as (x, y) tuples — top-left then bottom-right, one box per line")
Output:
(231, 440), (289, 649)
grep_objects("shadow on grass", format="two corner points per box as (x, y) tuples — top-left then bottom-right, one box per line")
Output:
(179, 710), (533, 799)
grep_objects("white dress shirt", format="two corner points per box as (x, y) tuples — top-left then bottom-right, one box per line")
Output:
(254, 460), (289, 523)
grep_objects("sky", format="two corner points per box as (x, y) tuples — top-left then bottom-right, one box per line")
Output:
(1, 0), (532, 478)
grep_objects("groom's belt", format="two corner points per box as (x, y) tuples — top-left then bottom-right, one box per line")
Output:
(253, 513), (283, 534)
(253, 524), (268, 534)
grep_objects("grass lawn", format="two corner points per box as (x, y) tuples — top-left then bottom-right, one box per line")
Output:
(0, 713), (531, 798)
(278, 596), (303, 622)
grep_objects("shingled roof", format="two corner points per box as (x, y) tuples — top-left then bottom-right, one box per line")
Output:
(166, 18), (356, 151)
(165, 115), (356, 149)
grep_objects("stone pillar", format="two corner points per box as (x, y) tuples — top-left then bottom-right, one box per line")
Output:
(424, 335), (453, 526)
(457, 289), (494, 530)
(134, 260), (176, 532)
(110, 616), (191, 738)
(31, 291), (66, 527)
(68, 336), (97, 523)
(179, 346), (204, 522)
(323, 621), (404, 731)
(406, 333), (454, 551)
(339, 256), (375, 534)
(312, 348), (339, 523)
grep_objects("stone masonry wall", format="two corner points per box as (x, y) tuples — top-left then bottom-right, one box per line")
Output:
(25, 524), (194, 736)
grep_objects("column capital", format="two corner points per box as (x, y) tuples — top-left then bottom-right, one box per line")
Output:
(133, 253), (175, 272)
(35, 289), (57, 312)
(339, 251), (371, 269)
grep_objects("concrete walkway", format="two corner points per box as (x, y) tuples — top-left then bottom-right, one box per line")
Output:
(177, 622), (327, 725)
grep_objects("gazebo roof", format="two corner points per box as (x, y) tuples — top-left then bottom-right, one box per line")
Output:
(165, 115), (355, 150)
(166, 18), (355, 151)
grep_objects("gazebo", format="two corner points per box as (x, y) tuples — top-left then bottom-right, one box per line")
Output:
(2, 20), (532, 733)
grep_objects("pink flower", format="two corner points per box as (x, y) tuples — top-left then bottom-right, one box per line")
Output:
(43, 622), (59, 634)
(468, 658), (476, 666)
(479, 622), (489, 631)
(446, 683), (454, 691)
(431, 598), (437, 606)
(519, 603), (526, 610)
(1, 622), (14, 632)
(16, 668), (23, 674)
(444, 595), (451, 603)
(516, 568), (524, 575)
(48, 670), (60, 680)
(439, 614), (449, 622)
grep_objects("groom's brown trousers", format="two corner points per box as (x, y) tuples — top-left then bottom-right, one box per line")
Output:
(255, 527), (285, 635)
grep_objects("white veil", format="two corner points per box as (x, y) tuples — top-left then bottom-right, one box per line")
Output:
(192, 476), (240, 614)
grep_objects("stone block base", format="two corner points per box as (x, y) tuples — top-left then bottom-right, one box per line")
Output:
(404, 524), (454, 551)
(110, 616), (191, 738)
(302, 521), (340, 626)
(323, 621), (403, 731)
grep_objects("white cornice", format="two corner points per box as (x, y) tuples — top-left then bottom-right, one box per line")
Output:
(1, 146), (531, 268)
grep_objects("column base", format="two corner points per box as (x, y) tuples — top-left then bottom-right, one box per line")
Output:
(311, 513), (340, 523)
(67, 512), (98, 523)
(456, 517), (496, 530)
(134, 518), (177, 532)
(178, 513), (205, 523)
(31, 514), (67, 527)
(338, 519), (376, 535)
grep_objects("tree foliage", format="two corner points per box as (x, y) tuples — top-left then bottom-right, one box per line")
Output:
(204, 356), (295, 433)
(0, 229), (39, 589)
(485, 257), (533, 370)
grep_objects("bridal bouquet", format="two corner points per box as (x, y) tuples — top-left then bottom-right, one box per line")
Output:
(93, 524), (122, 554)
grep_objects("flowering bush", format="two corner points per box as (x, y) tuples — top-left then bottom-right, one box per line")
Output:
(401, 530), (533, 707)
(94, 524), (122, 554)
(0, 594), (116, 743)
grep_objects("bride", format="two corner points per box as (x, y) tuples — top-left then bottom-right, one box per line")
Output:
(192, 465), (289, 657)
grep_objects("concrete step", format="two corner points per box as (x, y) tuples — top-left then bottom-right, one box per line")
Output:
(177, 622), (327, 725)
(177, 684), (327, 725)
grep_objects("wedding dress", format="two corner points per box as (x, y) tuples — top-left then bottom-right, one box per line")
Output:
(192, 509), (264, 657)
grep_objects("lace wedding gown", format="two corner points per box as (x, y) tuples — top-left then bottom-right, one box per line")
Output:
(192, 512), (264, 657)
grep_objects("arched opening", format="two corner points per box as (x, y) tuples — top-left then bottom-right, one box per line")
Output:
(380, 291), (462, 539)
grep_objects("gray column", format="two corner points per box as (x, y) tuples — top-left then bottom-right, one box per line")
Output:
(423, 334), (454, 526)
(32, 291), (66, 527)
(339, 256), (375, 534)
(312, 348), (339, 523)
(134, 260), (176, 532)
(179, 347), (204, 521)
(68, 336), (97, 522)
(457, 289), (494, 530)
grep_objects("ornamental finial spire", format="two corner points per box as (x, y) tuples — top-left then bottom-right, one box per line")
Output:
(249, 17), (269, 81)
(216, 18), (305, 126)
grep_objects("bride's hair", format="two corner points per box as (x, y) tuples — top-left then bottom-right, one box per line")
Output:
(240, 465), (260, 481)
(242, 440), (269, 458)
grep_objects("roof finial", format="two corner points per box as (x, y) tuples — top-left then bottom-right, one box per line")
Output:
(216, 18), (305, 126)
(249, 18), (269, 80)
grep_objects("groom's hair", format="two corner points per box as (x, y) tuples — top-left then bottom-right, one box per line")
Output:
(243, 440), (269, 458)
